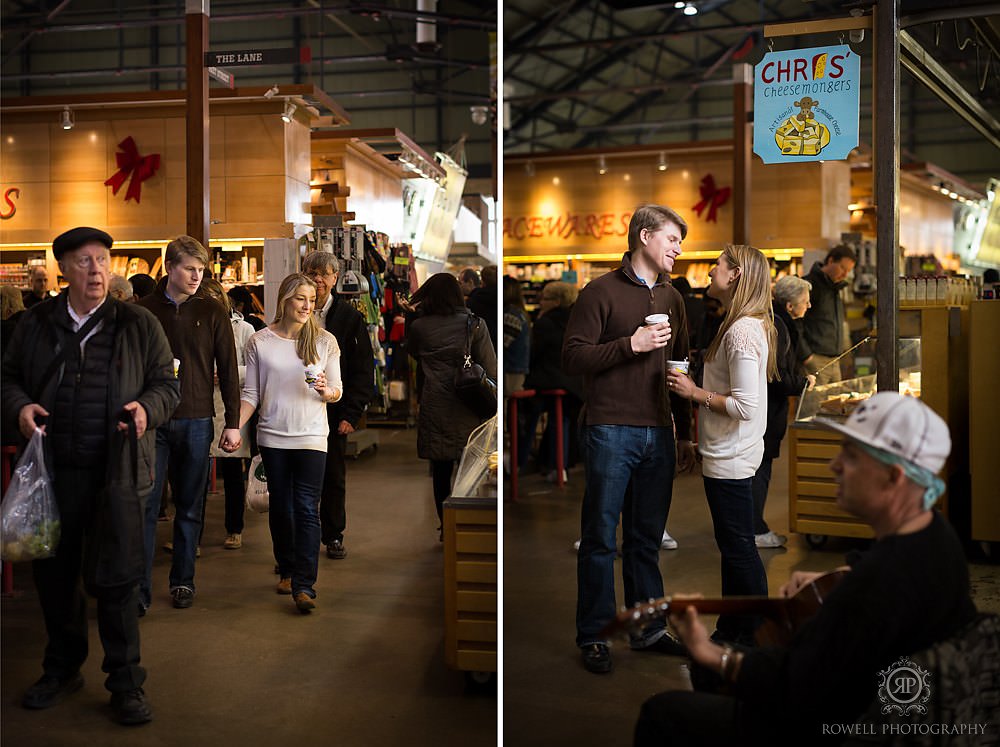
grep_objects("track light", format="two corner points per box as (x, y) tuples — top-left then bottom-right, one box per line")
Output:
(597, 155), (608, 175)
(264, 85), (280, 99)
(525, 161), (535, 177)
(60, 106), (74, 130)
(674, 0), (685, 6)
(657, 152), (669, 172)
(281, 101), (297, 123)
(683, 3), (698, 15)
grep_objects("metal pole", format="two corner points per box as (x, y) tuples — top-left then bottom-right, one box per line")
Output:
(732, 63), (752, 245)
(186, 0), (210, 248)
(875, 0), (900, 392)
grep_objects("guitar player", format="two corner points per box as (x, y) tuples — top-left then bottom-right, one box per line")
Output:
(634, 392), (978, 745)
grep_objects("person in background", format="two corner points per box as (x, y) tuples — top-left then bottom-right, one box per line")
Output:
(801, 245), (856, 386)
(635, 394), (976, 746)
(232, 273), (343, 613)
(302, 251), (374, 561)
(128, 273), (156, 301)
(668, 244), (775, 646)
(467, 265), (498, 350)
(108, 275), (133, 302)
(2, 227), (179, 725)
(752, 275), (815, 549)
(138, 236), (242, 612)
(563, 204), (695, 675)
(200, 278), (255, 551)
(1, 284), (26, 353)
(22, 266), (50, 309)
(228, 286), (267, 331)
(522, 281), (582, 484)
(458, 267), (481, 302)
(502, 275), (530, 396)
(407, 273), (497, 540)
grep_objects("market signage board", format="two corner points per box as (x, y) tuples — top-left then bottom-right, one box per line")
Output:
(204, 48), (311, 67)
(753, 44), (860, 164)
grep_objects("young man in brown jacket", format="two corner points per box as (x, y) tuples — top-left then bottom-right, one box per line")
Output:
(563, 204), (696, 674)
(138, 236), (242, 611)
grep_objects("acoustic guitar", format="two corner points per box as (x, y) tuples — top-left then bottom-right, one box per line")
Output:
(600, 570), (847, 646)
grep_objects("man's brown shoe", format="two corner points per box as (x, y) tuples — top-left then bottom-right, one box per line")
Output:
(275, 578), (292, 595)
(294, 592), (316, 613)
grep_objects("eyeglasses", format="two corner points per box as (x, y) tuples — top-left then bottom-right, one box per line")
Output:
(67, 253), (109, 269)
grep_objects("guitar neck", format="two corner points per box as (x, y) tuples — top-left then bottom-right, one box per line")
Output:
(667, 597), (790, 618)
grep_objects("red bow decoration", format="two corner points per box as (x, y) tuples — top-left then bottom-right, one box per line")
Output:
(691, 174), (731, 223)
(104, 136), (161, 204)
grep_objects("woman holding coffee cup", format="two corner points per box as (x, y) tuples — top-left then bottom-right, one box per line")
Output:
(233, 273), (343, 613)
(666, 244), (776, 645)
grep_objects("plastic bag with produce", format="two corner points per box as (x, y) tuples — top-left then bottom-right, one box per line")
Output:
(1, 429), (60, 562)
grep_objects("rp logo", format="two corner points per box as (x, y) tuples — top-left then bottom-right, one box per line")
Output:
(877, 657), (931, 716)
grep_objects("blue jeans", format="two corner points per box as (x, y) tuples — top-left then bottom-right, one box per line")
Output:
(703, 476), (768, 642)
(576, 425), (675, 647)
(260, 446), (326, 598)
(140, 417), (213, 608)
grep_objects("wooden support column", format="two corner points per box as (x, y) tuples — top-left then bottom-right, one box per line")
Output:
(732, 63), (752, 245)
(874, 0), (900, 392)
(186, 0), (210, 248)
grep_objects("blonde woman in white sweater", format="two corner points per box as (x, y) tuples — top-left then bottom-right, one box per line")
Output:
(667, 244), (776, 645)
(231, 273), (342, 613)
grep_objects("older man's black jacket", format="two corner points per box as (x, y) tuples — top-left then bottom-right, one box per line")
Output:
(322, 295), (374, 429)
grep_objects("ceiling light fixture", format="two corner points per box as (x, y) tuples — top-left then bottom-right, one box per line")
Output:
(597, 155), (608, 175)
(525, 161), (535, 177)
(60, 106), (74, 130)
(683, 3), (698, 15)
(264, 85), (280, 99)
(657, 152), (669, 171)
(281, 101), (297, 123)
(674, 0), (686, 7)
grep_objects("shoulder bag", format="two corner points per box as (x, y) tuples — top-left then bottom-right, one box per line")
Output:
(454, 314), (497, 419)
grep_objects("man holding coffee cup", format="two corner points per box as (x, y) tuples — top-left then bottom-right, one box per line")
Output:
(563, 204), (696, 674)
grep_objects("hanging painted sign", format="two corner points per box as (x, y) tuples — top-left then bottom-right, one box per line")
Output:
(753, 44), (860, 164)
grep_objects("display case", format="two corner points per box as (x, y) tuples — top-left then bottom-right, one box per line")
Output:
(788, 306), (968, 547)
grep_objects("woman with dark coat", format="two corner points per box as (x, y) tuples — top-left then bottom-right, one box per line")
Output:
(752, 275), (815, 548)
(520, 281), (583, 480)
(406, 273), (497, 537)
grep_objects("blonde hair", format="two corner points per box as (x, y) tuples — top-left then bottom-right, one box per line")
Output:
(540, 281), (578, 308)
(165, 235), (210, 268)
(705, 244), (778, 381)
(1, 285), (25, 319)
(272, 273), (321, 364)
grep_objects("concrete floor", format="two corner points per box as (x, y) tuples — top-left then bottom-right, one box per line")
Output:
(1, 428), (496, 747)
(503, 450), (1000, 747)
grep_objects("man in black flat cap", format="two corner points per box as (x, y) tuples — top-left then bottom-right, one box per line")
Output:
(2, 227), (179, 725)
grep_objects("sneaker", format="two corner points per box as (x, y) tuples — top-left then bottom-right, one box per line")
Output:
(326, 540), (347, 559)
(660, 531), (679, 550)
(22, 673), (84, 710)
(170, 587), (194, 609)
(755, 531), (787, 548)
(633, 630), (688, 657)
(276, 577), (292, 595)
(294, 592), (316, 613)
(110, 688), (153, 725)
(545, 469), (568, 484)
(581, 643), (612, 674)
(223, 533), (242, 550)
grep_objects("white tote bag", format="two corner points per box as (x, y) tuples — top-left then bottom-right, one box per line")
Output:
(245, 455), (269, 513)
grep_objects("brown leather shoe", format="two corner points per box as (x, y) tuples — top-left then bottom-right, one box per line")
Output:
(275, 578), (292, 595)
(294, 592), (316, 613)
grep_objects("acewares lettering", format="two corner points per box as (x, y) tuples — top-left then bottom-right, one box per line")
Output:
(1, 187), (19, 220)
(502, 212), (631, 241)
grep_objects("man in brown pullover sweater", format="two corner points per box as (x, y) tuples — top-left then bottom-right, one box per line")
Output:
(563, 204), (696, 674)
(137, 236), (241, 612)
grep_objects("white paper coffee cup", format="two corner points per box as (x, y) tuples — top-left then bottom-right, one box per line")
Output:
(304, 365), (320, 388)
(645, 313), (669, 326)
(667, 359), (690, 375)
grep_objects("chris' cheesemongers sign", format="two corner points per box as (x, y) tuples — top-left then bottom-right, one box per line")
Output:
(754, 44), (860, 163)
